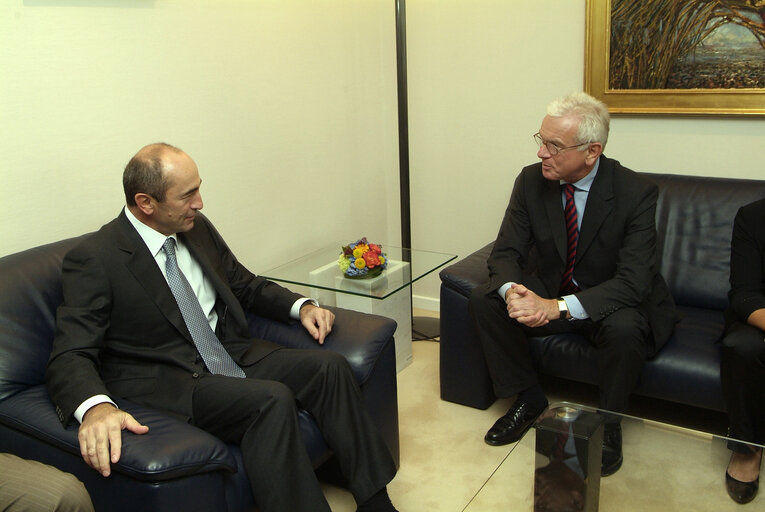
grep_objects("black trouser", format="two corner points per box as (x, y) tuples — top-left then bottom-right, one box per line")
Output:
(468, 289), (652, 414)
(722, 321), (765, 452)
(191, 348), (396, 512)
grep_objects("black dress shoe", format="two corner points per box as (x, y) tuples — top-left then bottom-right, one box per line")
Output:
(601, 423), (623, 477)
(726, 471), (759, 504)
(484, 400), (544, 446)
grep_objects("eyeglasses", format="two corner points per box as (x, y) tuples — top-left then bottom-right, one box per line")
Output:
(533, 133), (590, 156)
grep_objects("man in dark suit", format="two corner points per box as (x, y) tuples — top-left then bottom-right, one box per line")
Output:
(46, 143), (398, 512)
(469, 92), (676, 476)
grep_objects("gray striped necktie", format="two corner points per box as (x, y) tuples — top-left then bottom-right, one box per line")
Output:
(162, 237), (245, 378)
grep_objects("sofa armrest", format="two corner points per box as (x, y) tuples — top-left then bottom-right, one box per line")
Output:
(439, 242), (493, 297)
(0, 386), (237, 482)
(246, 306), (397, 385)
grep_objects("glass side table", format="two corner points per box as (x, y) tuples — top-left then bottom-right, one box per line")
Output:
(463, 401), (764, 511)
(259, 242), (456, 372)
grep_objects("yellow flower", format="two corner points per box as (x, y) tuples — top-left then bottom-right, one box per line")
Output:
(353, 247), (365, 259)
(354, 257), (366, 269)
(378, 255), (385, 265)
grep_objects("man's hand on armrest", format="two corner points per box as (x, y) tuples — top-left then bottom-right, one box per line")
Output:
(299, 303), (335, 345)
(79, 402), (149, 477)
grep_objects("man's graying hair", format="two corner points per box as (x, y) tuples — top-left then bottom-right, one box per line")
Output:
(547, 92), (610, 150)
(123, 143), (182, 205)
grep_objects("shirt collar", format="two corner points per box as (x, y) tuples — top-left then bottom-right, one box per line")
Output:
(124, 206), (177, 257)
(562, 156), (600, 192)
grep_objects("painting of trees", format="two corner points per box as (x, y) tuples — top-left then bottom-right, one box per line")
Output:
(609, 0), (765, 89)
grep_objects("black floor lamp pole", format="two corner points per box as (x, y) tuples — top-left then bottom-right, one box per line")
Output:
(395, 0), (439, 340)
(395, 0), (411, 252)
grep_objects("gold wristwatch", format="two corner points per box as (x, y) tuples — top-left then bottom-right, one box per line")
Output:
(557, 298), (568, 320)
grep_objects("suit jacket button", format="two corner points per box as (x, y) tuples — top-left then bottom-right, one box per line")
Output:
(192, 372), (200, 378)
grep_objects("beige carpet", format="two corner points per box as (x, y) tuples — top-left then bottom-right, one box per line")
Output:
(322, 323), (761, 511)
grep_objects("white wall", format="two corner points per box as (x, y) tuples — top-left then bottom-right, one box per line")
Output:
(407, 0), (765, 307)
(0, 0), (401, 274)
(2, 0), (763, 311)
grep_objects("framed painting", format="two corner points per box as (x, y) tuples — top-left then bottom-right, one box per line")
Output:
(585, 0), (765, 116)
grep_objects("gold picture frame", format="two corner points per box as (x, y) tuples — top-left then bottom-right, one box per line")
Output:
(585, 0), (765, 116)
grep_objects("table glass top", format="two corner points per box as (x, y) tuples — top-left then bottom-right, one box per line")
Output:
(463, 402), (763, 511)
(259, 242), (457, 299)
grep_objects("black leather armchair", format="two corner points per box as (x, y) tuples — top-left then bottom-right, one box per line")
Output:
(0, 235), (399, 512)
(439, 173), (765, 412)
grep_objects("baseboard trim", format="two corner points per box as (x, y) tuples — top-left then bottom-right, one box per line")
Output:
(412, 294), (439, 313)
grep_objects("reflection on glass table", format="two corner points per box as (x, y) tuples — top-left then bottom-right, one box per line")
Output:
(464, 402), (764, 512)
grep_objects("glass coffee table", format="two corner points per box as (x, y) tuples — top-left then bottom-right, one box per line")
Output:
(260, 242), (456, 372)
(464, 402), (763, 511)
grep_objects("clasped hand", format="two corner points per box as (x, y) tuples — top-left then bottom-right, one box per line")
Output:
(505, 283), (558, 328)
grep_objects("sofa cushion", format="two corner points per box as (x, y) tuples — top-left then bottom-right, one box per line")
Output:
(649, 173), (765, 310)
(637, 306), (725, 409)
(526, 305), (726, 411)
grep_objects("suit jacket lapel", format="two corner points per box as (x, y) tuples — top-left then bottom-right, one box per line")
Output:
(577, 159), (615, 261)
(544, 179), (568, 262)
(180, 229), (247, 332)
(115, 212), (193, 343)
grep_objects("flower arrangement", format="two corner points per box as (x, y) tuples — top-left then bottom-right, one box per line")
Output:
(338, 237), (388, 279)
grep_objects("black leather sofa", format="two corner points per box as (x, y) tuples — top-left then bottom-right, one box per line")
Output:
(439, 173), (765, 412)
(0, 234), (400, 512)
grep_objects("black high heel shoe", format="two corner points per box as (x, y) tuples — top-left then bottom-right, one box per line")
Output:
(725, 470), (759, 504)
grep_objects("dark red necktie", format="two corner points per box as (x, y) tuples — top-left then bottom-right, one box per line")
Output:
(560, 184), (580, 295)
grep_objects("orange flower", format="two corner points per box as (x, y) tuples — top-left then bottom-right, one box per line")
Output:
(363, 251), (380, 268)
